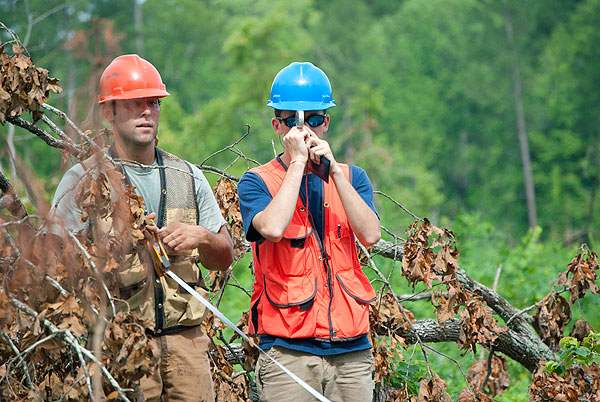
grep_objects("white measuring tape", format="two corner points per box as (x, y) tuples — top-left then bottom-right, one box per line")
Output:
(167, 270), (333, 402)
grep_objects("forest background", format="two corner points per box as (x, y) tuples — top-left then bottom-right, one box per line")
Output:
(1, 0), (599, 400)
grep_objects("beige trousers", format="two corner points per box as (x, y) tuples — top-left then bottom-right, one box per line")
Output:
(255, 346), (374, 402)
(137, 326), (214, 402)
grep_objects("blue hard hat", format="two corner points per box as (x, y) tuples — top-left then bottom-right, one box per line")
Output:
(267, 62), (336, 111)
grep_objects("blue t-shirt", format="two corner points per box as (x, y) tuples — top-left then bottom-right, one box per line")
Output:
(238, 159), (378, 355)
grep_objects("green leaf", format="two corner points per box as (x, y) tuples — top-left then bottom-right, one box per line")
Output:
(575, 347), (590, 357)
(544, 361), (561, 373)
(559, 337), (579, 350)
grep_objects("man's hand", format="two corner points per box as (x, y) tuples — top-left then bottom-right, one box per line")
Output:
(159, 222), (206, 252)
(142, 211), (159, 243)
(306, 129), (340, 176)
(282, 126), (310, 164)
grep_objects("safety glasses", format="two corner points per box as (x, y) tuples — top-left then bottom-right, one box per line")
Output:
(276, 114), (327, 128)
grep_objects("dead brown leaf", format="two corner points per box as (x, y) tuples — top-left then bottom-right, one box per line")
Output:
(556, 245), (599, 304)
(458, 297), (507, 355)
(533, 292), (571, 351)
(213, 178), (246, 260)
(418, 373), (452, 401)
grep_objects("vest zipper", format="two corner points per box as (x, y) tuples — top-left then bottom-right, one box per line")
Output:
(277, 154), (337, 340)
(300, 184), (336, 340)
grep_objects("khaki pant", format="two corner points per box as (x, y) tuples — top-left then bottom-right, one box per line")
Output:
(255, 346), (374, 402)
(137, 326), (214, 402)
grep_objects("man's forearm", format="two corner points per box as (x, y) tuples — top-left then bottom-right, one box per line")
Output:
(196, 225), (234, 270)
(331, 169), (381, 246)
(252, 160), (306, 242)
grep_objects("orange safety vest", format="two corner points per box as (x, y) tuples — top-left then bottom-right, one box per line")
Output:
(248, 158), (376, 341)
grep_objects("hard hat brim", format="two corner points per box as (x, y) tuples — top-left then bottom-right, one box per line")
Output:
(267, 100), (336, 111)
(98, 89), (170, 104)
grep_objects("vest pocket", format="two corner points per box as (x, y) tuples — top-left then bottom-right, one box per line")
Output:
(275, 224), (315, 277)
(263, 275), (317, 308)
(335, 270), (376, 304)
(282, 223), (313, 243)
(328, 225), (358, 272)
(117, 253), (148, 288)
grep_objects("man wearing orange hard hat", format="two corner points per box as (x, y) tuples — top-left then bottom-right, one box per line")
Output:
(51, 55), (233, 401)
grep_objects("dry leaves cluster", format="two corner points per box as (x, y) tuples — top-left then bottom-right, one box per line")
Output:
(457, 356), (510, 401)
(0, 155), (159, 400)
(533, 245), (598, 351)
(204, 312), (254, 402)
(0, 44), (62, 123)
(529, 363), (600, 401)
(369, 292), (415, 385)
(400, 219), (510, 397)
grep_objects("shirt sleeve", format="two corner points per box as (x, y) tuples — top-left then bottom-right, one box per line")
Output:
(237, 171), (272, 242)
(190, 164), (227, 233)
(350, 165), (379, 219)
(47, 163), (88, 236)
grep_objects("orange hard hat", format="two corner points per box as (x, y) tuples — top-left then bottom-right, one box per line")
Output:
(98, 54), (170, 104)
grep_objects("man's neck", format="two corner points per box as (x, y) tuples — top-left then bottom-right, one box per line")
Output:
(280, 151), (291, 166)
(114, 141), (156, 165)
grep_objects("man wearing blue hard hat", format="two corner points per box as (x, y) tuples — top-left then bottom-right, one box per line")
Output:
(238, 62), (381, 401)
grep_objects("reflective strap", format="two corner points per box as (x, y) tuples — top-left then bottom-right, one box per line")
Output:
(165, 270), (332, 402)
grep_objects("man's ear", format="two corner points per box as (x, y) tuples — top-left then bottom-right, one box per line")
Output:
(101, 102), (114, 124)
(272, 117), (285, 136)
(322, 114), (330, 133)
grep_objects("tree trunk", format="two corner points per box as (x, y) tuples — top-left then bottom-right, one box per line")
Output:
(504, 2), (538, 229)
(134, 0), (145, 55)
(64, 9), (78, 141)
(584, 145), (600, 242)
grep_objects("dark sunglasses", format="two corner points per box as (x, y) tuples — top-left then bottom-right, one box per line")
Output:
(277, 114), (327, 128)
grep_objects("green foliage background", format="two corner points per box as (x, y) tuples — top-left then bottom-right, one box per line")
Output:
(2, 0), (600, 399)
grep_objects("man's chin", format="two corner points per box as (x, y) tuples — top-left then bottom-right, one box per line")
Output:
(134, 130), (157, 144)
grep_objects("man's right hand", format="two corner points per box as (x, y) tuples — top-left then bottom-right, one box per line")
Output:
(283, 126), (309, 164)
(143, 211), (159, 242)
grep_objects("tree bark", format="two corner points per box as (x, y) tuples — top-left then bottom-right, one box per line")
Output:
(401, 319), (552, 372)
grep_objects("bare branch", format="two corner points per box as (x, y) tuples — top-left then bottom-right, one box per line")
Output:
(41, 103), (108, 157)
(422, 344), (473, 396)
(41, 114), (75, 143)
(198, 165), (240, 181)
(6, 115), (81, 157)
(0, 22), (28, 55)
(374, 190), (420, 221)
(2, 331), (37, 395)
(199, 124), (260, 168)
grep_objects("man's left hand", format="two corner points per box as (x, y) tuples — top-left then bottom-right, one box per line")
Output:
(306, 130), (341, 176)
